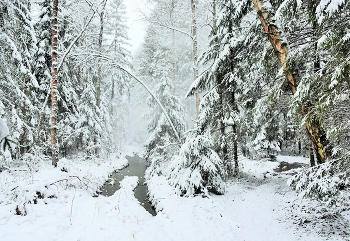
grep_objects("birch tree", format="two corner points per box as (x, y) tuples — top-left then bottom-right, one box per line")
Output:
(51, 0), (59, 166)
(190, 0), (200, 118)
(250, 0), (336, 164)
(142, 0), (210, 119)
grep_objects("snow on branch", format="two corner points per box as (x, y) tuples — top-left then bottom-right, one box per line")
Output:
(85, 52), (181, 144)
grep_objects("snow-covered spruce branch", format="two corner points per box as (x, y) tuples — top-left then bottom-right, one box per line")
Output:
(63, 48), (182, 143)
(144, 19), (193, 40)
(155, 142), (179, 149)
(57, 12), (96, 73)
(120, 67), (182, 144)
(186, 65), (215, 97)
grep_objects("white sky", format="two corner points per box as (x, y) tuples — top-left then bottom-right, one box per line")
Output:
(124, 0), (150, 54)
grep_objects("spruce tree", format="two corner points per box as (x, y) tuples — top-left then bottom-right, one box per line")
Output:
(167, 128), (226, 196)
(0, 0), (40, 158)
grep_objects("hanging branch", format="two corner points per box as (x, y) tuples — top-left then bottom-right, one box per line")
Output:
(87, 53), (182, 144)
(144, 19), (193, 39)
(120, 67), (182, 144)
(57, 12), (96, 73)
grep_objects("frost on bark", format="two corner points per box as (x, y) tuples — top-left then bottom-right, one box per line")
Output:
(190, 0), (199, 119)
(252, 0), (328, 164)
(51, 0), (59, 166)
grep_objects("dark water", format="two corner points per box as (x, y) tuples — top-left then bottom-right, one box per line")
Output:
(274, 161), (308, 172)
(99, 155), (156, 216)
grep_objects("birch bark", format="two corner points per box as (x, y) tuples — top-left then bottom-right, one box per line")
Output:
(190, 0), (199, 119)
(252, 0), (328, 163)
(51, 0), (59, 166)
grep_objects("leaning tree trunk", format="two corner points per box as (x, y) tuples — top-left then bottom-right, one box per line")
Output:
(51, 0), (59, 166)
(190, 0), (200, 119)
(252, 0), (328, 164)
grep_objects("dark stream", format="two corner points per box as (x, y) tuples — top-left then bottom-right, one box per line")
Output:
(99, 155), (156, 216)
(273, 161), (308, 173)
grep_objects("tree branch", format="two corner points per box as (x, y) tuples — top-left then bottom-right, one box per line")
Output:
(94, 54), (182, 144)
(57, 12), (96, 73)
(144, 19), (193, 40)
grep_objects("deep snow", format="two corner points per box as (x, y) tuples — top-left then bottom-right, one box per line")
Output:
(0, 150), (349, 241)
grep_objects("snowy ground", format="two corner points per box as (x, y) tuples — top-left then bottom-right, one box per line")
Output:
(0, 151), (349, 241)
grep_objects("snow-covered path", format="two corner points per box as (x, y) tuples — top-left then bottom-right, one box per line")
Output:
(0, 154), (346, 241)
(145, 174), (322, 241)
(216, 178), (301, 241)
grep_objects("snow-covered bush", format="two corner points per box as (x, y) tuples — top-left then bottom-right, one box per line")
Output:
(167, 129), (227, 196)
(288, 159), (350, 206)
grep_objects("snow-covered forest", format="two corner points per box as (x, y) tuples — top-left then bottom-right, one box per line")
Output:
(0, 0), (349, 240)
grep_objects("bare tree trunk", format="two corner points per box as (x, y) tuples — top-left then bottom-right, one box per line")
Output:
(27, 0), (31, 11)
(20, 92), (29, 156)
(51, 0), (59, 166)
(252, 0), (328, 163)
(190, 0), (199, 119)
(96, 0), (108, 116)
(309, 5), (330, 164)
(169, 1), (177, 94)
(172, 29), (177, 94)
(310, 143), (315, 167)
(232, 93), (238, 173)
(220, 124), (228, 168)
(219, 88), (228, 170)
(111, 77), (115, 116)
(93, 0), (107, 157)
(233, 123), (238, 169)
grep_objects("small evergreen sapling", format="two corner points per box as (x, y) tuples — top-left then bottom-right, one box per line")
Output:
(167, 129), (226, 196)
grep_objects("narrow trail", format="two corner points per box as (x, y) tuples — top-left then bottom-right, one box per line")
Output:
(214, 177), (301, 241)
